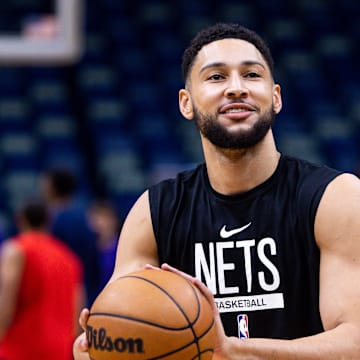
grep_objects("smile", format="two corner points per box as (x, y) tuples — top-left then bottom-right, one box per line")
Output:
(219, 102), (256, 114)
(223, 108), (252, 113)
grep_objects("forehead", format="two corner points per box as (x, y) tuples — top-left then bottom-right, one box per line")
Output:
(192, 38), (268, 72)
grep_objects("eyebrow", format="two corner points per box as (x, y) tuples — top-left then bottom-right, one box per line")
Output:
(199, 60), (266, 74)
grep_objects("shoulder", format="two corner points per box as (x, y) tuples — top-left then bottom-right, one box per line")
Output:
(149, 164), (204, 196)
(1, 238), (21, 255)
(319, 172), (360, 211)
(278, 156), (343, 218)
(0, 239), (24, 267)
(281, 155), (341, 179)
(319, 172), (360, 210)
(148, 165), (205, 217)
(315, 173), (360, 248)
(282, 155), (342, 196)
(122, 190), (153, 229)
(152, 164), (203, 186)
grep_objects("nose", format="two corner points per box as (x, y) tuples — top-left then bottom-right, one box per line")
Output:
(224, 75), (248, 98)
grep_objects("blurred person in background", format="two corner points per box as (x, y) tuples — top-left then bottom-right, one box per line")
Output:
(87, 200), (122, 290)
(0, 199), (84, 360)
(40, 168), (100, 306)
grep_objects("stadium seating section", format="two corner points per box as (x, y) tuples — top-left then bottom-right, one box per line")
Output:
(0, 0), (359, 236)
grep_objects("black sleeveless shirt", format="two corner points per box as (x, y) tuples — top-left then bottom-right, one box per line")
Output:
(149, 155), (341, 339)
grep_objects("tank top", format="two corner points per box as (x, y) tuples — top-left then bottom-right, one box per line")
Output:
(0, 231), (83, 360)
(149, 155), (341, 339)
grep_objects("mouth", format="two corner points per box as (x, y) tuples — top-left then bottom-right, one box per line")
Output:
(219, 102), (257, 114)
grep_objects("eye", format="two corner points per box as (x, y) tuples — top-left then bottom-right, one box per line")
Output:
(207, 73), (225, 81)
(244, 71), (261, 78)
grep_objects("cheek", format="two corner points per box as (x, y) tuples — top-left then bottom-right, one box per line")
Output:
(249, 82), (269, 95)
(192, 86), (222, 109)
(252, 85), (275, 107)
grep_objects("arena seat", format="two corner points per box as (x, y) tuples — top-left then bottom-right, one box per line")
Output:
(0, 0), (359, 236)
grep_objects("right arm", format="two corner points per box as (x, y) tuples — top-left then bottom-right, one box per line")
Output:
(110, 190), (159, 279)
(0, 240), (25, 341)
(73, 190), (158, 359)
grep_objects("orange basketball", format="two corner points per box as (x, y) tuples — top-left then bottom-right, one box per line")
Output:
(86, 269), (216, 359)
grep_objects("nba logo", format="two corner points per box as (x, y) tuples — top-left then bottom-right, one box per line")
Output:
(237, 314), (250, 339)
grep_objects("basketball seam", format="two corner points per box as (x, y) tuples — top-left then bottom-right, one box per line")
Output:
(121, 274), (204, 358)
(121, 274), (200, 325)
(89, 312), (191, 331)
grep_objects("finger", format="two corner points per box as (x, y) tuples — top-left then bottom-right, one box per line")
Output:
(161, 263), (194, 282)
(144, 264), (161, 270)
(79, 308), (90, 331)
(73, 332), (89, 356)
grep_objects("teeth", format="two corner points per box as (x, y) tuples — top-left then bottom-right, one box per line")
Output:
(225, 108), (247, 113)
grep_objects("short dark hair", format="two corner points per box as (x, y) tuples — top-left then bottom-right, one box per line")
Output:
(21, 200), (49, 229)
(181, 23), (275, 83)
(47, 168), (77, 197)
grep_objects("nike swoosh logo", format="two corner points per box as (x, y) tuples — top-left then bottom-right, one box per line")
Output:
(219, 222), (252, 239)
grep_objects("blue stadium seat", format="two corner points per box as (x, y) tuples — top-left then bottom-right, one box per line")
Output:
(0, 0), (359, 229)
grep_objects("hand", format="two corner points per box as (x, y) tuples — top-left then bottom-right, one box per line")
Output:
(73, 308), (90, 360)
(160, 263), (232, 359)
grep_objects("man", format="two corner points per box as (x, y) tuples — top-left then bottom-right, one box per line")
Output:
(74, 23), (360, 359)
(41, 168), (100, 306)
(0, 199), (84, 360)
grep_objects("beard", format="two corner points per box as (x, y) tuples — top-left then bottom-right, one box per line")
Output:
(193, 105), (276, 150)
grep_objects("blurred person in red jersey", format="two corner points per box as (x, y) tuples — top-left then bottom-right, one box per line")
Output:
(0, 199), (84, 360)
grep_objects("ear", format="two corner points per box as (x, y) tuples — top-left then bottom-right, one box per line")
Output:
(272, 84), (282, 114)
(179, 89), (194, 120)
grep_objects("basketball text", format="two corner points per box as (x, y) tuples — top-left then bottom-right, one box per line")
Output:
(195, 237), (280, 294)
(86, 325), (145, 353)
(195, 237), (285, 312)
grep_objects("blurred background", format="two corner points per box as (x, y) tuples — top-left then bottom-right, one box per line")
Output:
(0, 0), (359, 238)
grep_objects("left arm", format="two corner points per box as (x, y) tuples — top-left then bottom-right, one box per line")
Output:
(0, 241), (25, 340)
(315, 173), (360, 352)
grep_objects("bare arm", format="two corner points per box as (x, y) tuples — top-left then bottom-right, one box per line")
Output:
(0, 241), (25, 340)
(110, 190), (159, 279)
(315, 173), (360, 354)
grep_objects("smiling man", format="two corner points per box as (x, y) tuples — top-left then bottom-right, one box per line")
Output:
(74, 23), (360, 359)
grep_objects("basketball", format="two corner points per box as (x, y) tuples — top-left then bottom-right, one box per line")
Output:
(86, 269), (216, 360)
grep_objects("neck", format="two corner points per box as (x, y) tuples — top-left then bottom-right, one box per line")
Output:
(21, 227), (47, 233)
(202, 130), (280, 195)
(49, 196), (72, 207)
